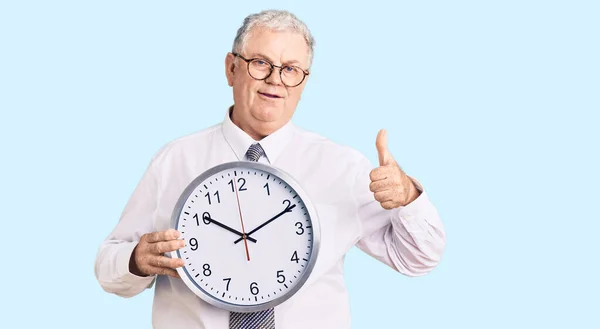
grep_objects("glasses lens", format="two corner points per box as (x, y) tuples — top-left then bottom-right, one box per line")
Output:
(247, 58), (305, 87)
(281, 66), (304, 87)
(248, 59), (272, 79)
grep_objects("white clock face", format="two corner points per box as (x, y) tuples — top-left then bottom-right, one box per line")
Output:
(170, 162), (320, 312)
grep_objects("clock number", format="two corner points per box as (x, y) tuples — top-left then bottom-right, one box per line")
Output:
(194, 212), (211, 226)
(223, 278), (231, 291)
(228, 178), (247, 192)
(238, 178), (247, 191)
(277, 270), (285, 283)
(205, 191), (220, 204)
(203, 264), (212, 276)
(250, 282), (259, 295)
(295, 222), (304, 235)
(263, 182), (270, 196)
(190, 238), (198, 251)
(291, 251), (299, 263)
(282, 199), (294, 212)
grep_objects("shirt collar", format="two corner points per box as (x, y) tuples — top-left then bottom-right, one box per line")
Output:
(222, 105), (295, 164)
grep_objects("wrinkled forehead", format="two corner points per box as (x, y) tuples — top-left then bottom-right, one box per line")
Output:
(242, 27), (311, 68)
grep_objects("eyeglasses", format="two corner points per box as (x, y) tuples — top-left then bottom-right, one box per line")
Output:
(232, 52), (309, 87)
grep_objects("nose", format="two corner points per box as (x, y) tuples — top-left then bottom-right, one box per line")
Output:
(265, 68), (284, 86)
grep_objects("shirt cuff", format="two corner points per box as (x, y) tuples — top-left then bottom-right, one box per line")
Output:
(116, 242), (156, 288)
(394, 177), (435, 233)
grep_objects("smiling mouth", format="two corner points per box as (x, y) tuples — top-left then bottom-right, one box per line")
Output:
(258, 92), (281, 99)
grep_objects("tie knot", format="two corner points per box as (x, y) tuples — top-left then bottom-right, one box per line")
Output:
(245, 143), (265, 162)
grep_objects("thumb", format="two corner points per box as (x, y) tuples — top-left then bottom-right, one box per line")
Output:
(376, 129), (394, 166)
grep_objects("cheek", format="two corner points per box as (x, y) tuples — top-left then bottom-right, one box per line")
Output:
(284, 90), (302, 107)
(233, 79), (257, 103)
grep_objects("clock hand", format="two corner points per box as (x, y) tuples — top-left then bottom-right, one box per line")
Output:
(201, 213), (257, 243)
(233, 177), (251, 261)
(233, 200), (296, 244)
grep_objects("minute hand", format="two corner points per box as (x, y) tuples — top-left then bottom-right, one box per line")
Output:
(233, 203), (296, 244)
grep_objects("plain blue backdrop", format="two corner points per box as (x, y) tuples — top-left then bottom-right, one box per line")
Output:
(1, 1), (598, 328)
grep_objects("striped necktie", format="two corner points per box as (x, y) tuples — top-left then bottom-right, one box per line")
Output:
(230, 142), (275, 328)
(245, 143), (265, 162)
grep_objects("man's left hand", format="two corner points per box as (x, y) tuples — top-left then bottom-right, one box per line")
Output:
(369, 129), (421, 209)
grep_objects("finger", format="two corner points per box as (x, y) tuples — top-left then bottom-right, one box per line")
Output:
(369, 167), (385, 182)
(376, 129), (394, 166)
(370, 166), (397, 182)
(152, 255), (185, 269)
(380, 200), (400, 210)
(374, 190), (395, 203)
(151, 239), (185, 255)
(146, 265), (181, 279)
(369, 178), (396, 193)
(146, 229), (181, 243)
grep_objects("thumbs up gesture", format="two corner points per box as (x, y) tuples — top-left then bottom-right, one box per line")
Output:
(369, 129), (420, 209)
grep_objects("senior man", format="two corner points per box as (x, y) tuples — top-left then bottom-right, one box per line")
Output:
(95, 9), (446, 329)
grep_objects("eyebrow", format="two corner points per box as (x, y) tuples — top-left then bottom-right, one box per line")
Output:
(250, 52), (302, 66)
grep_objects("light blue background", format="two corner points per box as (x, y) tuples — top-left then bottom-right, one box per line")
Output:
(1, 0), (598, 328)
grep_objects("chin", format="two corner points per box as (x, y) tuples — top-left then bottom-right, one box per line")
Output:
(252, 105), (284, 122)
(252, 111), (289, 137)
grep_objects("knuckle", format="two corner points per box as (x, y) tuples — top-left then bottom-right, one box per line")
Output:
(374, 192), (383, 202)
(152, 243), (161, 255)
(381, 200), (394, 209)
(369, 170), (377, 181)
(139, 254), (149, 266)
(369, 182), (377, 192)
(141, 241), (153, 253)
(372, 167), (384, 178)
(147, 232), (158, 242)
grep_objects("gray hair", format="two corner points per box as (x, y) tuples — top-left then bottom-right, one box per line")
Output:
(232, 10), (315, 68)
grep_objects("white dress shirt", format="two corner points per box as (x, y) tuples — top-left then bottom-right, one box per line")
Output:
(94, 107), (446, 329)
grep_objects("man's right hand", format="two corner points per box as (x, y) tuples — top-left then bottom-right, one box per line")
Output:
(129, 229), (185, 279)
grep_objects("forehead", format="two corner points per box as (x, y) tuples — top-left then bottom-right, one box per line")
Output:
(243, 28), (309, 67)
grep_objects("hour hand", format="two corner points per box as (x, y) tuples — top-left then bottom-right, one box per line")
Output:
(200, 212), (257, 243)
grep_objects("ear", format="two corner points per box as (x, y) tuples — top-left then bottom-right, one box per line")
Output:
(225, 53), (236, 87)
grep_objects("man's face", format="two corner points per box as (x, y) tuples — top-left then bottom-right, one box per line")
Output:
(225, 28), (310, 139)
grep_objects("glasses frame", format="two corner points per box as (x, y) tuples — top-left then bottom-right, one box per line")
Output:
(232, 52), (310, 87)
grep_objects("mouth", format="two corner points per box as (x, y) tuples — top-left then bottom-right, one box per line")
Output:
(258, 91), (282, 99)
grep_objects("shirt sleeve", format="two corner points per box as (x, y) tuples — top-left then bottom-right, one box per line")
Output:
(94, 158), (160, 297)
(353, 155), (447, 276)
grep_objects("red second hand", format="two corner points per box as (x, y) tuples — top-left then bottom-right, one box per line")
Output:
(233, 178), (250, 261)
